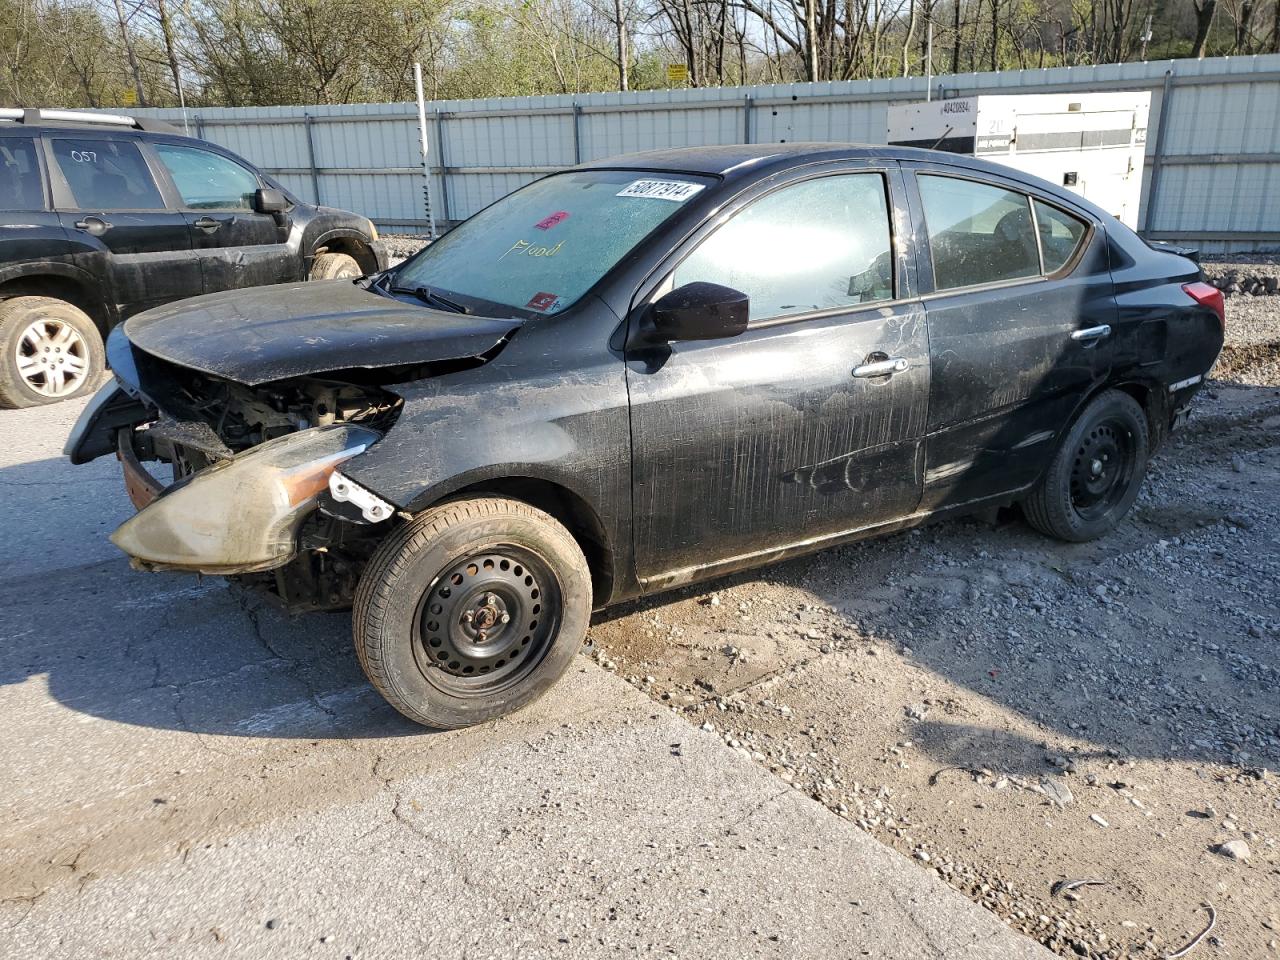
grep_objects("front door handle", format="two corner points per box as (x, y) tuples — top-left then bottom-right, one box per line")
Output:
(853, 356), (910, 378)
(1071, 324), (1112, 342)
(73, 216), (112, 236)
(193, 216), (221, 233)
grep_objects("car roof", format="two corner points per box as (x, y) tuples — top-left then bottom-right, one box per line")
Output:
(579, 141), (1114, 222)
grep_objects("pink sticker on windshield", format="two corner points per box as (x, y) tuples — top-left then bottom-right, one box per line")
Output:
(534, 211), (570, 231)
(526, 292), (561, 312)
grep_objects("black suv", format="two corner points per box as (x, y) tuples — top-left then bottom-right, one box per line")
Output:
(0, 108), (386, 407)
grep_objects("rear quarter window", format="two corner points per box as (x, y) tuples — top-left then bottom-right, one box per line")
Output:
(1034, 199), (1089, 273)
(0, 138), (44, 210)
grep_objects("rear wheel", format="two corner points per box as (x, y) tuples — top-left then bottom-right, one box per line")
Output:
(0, 296), (104, 408)
(309, 252), (361, 280)
(353, 497), (592, 728)
(1023, 389), (1149, 542)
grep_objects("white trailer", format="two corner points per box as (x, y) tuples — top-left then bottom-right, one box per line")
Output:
(887, 92), (1150, 229)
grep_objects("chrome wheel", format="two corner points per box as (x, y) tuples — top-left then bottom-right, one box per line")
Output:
(15, 317), (90, 398)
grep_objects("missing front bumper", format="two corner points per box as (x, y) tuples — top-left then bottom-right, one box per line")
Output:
(110, 424), (380, 574)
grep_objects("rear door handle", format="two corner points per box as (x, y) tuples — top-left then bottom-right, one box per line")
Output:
(1071, 324), (1111, 342)
(853, 356), (909, 378)
(193, 216), (221, 233)
(73, 216), (112, 236)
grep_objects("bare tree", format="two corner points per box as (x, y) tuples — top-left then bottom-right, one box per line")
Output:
(1191, 0), (1217, 55)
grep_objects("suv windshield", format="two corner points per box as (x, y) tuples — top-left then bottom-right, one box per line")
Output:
(392, 169), (713, 316)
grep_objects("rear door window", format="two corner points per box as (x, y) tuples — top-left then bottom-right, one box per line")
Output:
(0, 138), (44, 210)
(155, 144), (260, 210)
(918, 175), (1040, 290)
(51, 138), (165, 210)
(1034, 199), (1089, 273)
(672, 172), (895, 323)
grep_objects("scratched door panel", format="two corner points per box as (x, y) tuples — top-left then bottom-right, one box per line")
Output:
(628, 303), (929, 582)
(904, 165), (1116, 512)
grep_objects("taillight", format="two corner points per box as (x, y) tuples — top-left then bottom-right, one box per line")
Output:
(1182, 281), (1225, 332)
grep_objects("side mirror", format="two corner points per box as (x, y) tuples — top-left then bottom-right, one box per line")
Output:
(254, 187), (288, 214)
(650, 281), (749, 342)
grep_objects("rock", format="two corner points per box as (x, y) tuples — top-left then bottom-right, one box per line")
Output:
(1093, 584), (1108, 599)
(906, 702), (929, 721)
(1089, 814), (1109, 828)
(1232, 454), (1246, 473)
(1041, 777), (1074, 807)
(265, 919), (280, 930)
(1214, 839), (1250, 862)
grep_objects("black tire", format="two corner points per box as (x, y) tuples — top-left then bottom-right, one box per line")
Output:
(353, 497), (592, 728)
(0, 296), (105, 408)
(1023, 389), (1149, 542)
(309, 252), (361, 280)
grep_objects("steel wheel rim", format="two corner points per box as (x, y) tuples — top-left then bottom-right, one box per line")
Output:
(1069, 420), (1134, 521)
(15, 317), (89, 397)
(412, 544), (561, 697)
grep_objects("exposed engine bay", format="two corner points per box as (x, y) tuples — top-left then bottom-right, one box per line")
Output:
(95, 363), (406, 614)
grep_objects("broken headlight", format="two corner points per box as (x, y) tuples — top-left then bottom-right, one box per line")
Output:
(111, 424), (380, 574)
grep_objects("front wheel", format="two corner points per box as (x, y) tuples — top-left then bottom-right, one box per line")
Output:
(309, 252), (361, 280)
(353, 497), (592, 728)
(1022, 389), (1149, 542)
(0, 296), (105, 408)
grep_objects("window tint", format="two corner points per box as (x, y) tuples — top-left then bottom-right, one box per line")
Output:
(156, 144), (259, 210)
(0, 138), (44, 210)
(918, 175), (1039, 290)
(51, 138), (164, 210)
(1034, 199), (1088, 273)
(672, 173), (894, 323)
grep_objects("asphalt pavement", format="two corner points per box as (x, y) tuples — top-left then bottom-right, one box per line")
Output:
(0, 394), (1052, 959)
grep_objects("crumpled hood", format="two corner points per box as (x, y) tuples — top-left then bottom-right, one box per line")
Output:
(122, 280), (521, 387)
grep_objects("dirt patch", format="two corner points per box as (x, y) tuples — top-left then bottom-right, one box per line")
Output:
(590, 290), (1280, 960)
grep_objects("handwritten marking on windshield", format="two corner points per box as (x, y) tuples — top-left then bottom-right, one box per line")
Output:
(500, 239), (564, 260)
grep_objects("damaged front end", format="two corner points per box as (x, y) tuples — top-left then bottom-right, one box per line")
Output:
(68, 334), (404, 612)
(111, 423), (380, 575)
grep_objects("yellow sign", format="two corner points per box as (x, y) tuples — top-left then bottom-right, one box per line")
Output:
(120, 88), (138, 107)
(666, 64), (689, 86)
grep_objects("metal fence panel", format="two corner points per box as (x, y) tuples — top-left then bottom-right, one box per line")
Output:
(133, 54), (1280, 250)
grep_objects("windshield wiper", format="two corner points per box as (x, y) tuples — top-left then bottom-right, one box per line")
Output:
(388, 283), (470, 314)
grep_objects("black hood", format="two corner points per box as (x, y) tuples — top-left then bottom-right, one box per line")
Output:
(121, 280), (520, 387)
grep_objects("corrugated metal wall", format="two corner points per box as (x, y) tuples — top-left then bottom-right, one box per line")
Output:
(136, 55), (1280, 252)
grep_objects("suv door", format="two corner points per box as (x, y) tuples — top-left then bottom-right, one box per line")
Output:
(626, 165), (929, 587)
(150, 142), (300, 292)
(904, 165), (1115, 511)
(45, 135), (201, 318)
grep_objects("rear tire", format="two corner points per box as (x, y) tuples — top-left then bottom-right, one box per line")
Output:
(0, 297), (105, 408)
(353, 497), (592, 729)
(309, 252), (361, 280)
(1023, 389), (1149, 542)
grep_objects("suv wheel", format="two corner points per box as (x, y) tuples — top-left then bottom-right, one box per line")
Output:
(309, 252), (361, 280)
(0, 297), (105, 408)
(353, 497), (592, 729)
(1023, 389), (1149, 542)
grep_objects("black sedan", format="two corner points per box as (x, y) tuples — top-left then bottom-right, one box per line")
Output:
(68, 143), (1225, 728)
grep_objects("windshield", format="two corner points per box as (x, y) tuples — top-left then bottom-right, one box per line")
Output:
(392, 169), (714, 316)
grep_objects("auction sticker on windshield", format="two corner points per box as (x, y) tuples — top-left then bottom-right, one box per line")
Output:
(616, 180), (705, 202)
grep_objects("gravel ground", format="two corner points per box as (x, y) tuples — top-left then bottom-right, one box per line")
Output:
(588, 283), (1280, 959)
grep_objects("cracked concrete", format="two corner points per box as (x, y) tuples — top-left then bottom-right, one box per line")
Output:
(0, 396), (1052, 958)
